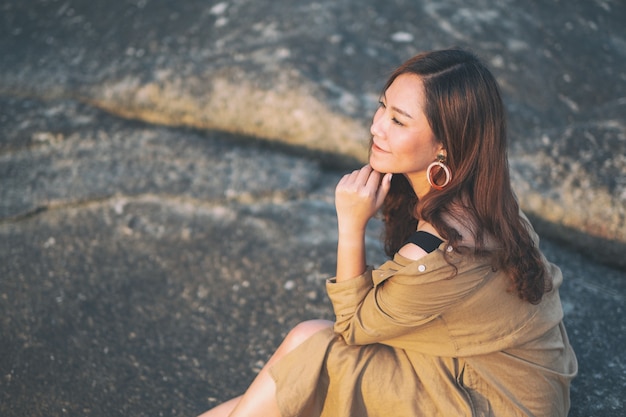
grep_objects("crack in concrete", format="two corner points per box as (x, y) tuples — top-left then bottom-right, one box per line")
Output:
(0, 189), (318, 225)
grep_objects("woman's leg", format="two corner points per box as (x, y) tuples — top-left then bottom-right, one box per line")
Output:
(197, 396), (241, 417)
(198, 319), (333, 417)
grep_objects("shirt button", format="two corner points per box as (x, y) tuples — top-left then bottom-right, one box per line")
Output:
(418, 264), (426, 272)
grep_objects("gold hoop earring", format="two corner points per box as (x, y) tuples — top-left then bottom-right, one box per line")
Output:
(426, 154), (451, 190)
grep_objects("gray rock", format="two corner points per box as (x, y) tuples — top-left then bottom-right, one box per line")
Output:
(0, 0), (624, 263)
(0, 0), (626, 266)
(0, 97), (323, 221)
(1, 1), (625, 416)
(1, 96), (625, 417)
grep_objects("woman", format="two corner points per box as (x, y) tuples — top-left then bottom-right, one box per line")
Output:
(199, 49), (577, 417)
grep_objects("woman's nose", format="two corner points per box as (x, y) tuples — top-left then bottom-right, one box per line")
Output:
(370, 109), (384, 138)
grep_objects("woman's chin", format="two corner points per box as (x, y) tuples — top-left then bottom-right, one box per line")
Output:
(368, 157), (386, 174)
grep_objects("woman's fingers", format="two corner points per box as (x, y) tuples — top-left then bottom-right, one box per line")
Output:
(356, 164), (376, 187)
(339, 165), (379, 193)
(335, 165), (391, 229)
(339, 165), (370, 187)
(375, 172), (393, 208)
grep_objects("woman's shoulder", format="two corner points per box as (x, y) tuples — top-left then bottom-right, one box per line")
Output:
(379, 240), (491, 281)
(397, 227), (443, 261)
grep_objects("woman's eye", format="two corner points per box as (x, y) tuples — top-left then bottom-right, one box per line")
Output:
(377, 101), (402, 126)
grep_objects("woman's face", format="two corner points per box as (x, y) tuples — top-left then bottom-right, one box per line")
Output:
(369, 74), (442, 188)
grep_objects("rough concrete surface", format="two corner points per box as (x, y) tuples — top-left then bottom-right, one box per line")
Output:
(1, 0), (625, 416)
(1, 0), (624, 265)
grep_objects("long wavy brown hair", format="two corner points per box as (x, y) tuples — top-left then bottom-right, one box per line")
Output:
(379, 49), (551, 304)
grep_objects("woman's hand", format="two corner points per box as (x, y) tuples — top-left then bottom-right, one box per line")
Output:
(335, 165), (393, 236)
(334, 165), (392, 281)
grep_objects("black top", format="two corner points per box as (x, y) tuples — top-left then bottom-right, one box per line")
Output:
(404, 231), (443, 253)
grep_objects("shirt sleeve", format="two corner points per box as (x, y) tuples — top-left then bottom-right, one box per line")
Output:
(326, 250), (490, 345)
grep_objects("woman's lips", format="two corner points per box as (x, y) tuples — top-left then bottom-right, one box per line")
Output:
(371, 142), (389, 153)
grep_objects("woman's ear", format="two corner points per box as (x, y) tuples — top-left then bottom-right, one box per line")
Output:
(436, 144), (446, 160)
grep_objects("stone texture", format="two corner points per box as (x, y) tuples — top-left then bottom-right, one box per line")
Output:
(1, 0), (624, 264)
(1, 1), (625, 416)
(1, 95), (625, 417)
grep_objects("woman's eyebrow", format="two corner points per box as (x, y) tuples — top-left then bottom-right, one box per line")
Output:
(391, 106), (413, 119)
(381, 93), (413, 119)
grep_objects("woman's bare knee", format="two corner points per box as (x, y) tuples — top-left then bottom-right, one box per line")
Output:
(200, 320), (333, 417)
(197, 396), (241, 417)
(280, 320), (333, 352)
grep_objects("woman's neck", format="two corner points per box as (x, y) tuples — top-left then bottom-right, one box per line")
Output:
(404, 172), (431, 199)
